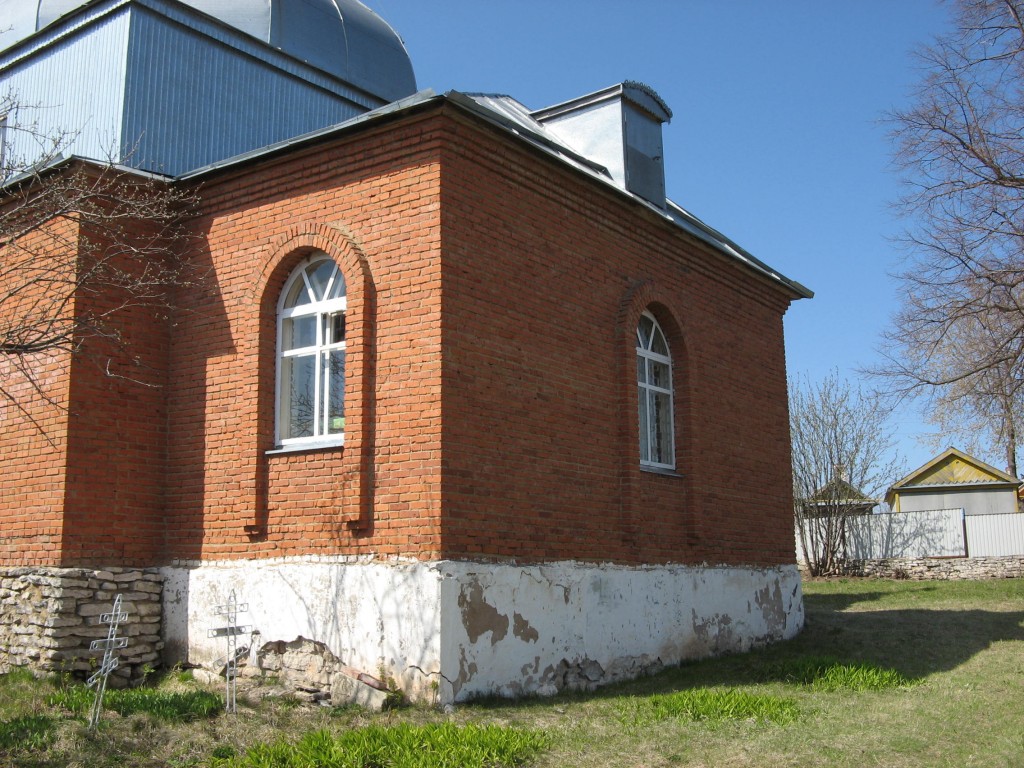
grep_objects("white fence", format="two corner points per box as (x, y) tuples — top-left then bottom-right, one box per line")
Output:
(966, 513), (1024, 556)
(797, 509), (1024, 561)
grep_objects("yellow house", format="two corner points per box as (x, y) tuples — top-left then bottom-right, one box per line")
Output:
(886, 447), (1022, 516)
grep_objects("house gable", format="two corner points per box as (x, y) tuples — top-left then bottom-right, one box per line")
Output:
(886, 447), (1021, 516)
(891, 447), (1019, 492)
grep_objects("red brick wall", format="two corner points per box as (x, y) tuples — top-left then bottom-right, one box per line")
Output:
(0, 220), (76, 565)
(59, 217), (171, 566)
(0, 207), (171, 567)
(0, 350), (70, 565)
(163, 113), (448, 562)
(2, 102), (798, 570)
(436, 110), (797, 567)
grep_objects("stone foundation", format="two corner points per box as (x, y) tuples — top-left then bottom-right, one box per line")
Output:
(0, 567), (163, 685)
(163, 557), (804, 704)
(239, 636), (396, 709)
(838, 556), (1024, 580)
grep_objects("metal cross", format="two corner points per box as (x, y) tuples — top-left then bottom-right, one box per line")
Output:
(209, 590), (249, 713)
(87, 594), (129, 729)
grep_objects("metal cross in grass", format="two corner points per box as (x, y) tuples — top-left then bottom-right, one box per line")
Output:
(209, 591), (250, 713)
(87, 594), (129, 729)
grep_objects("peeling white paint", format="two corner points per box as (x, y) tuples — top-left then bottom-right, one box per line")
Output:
(162, 558), (803, 704)
(438, 561), (804, 701)
(161, 558), (444, 699)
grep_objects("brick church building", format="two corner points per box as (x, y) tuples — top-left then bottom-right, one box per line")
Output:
(0, 0), (809, 702)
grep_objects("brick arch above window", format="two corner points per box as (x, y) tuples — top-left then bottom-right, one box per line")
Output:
(253, 222), (372, 311)
(617, 281), (687, 360)
(252, 221), (376, 532)
(614, 279), (691, 544)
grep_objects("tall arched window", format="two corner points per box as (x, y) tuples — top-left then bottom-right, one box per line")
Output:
(276, 254), (346, 446)
(637, 311), (674, 469)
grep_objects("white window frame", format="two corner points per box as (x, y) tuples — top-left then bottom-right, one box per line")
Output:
(275, 254), (347, 448)
(637, 310), (675, 470)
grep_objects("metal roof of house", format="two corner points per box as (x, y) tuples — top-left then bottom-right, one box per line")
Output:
(885, 447), (1022, 506)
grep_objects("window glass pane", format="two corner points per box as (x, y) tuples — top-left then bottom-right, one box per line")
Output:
(653, 391), (673, 464)
(283, 355), (316, 438)
(638, 315), (654, 349)
(650, 325), (668, 356)
(324, 311), (346, 345)
(277, 255), (347, 444)
(306, 260), (335, 301)
(283, 277), (311, 308)
(326, 349), (346, 434)
(649, 360), (670, 389)
(283, 315), (317, 350)
(638, 389), (649, 463)
(327, 270), (347, 300)
(637, 311), (675, 468)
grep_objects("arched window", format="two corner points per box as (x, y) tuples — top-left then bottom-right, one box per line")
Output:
(276, 254), (346, 446)
(637, 311), (674, 469)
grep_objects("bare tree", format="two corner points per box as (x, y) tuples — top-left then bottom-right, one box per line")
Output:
(875, 0), (1024, 473)
(791, 372), (902, 577)
(0, 92), (194, 427)
(889, 310), (1023, 474)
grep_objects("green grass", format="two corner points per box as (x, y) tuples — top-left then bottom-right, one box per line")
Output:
(212, 723), (550, 768)
(0, 577), (1021, 767)
(0, 713), (57, 751)
(765, 655), (914, 691)
(617, 688), (799, 726)
(49, 684), (223, 721)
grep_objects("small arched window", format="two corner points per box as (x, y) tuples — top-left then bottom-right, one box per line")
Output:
(276, 254), (346, 446)
(637, 311), (674, 469)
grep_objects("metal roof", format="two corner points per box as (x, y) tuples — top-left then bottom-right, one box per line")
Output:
(0, 0), (416, 102)
(884, 447), (1022, 507)
(180, 88), (811, 300)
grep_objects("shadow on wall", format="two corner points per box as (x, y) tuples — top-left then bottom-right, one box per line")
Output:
(270, 562), (441, 697)
(846, 510), (964, 559)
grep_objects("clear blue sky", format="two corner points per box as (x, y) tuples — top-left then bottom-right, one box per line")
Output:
(371, 0), (956, 476)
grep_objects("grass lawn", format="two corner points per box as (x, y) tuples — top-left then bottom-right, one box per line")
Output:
(1, 577), (1021, 767)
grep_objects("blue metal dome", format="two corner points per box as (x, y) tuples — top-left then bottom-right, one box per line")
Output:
(1, 0), (416, 103)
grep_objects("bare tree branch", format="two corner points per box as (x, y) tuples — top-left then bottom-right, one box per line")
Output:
(873, 0), (1024, 474)
(791, 372), (903, 576)
(0, 91), (198, 432)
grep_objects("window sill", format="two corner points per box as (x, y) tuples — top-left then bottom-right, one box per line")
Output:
(267, 440), (344, 456)
(640, 465), (683, 478)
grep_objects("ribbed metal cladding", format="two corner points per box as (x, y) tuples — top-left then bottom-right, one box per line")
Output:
(1, 0), (407, 175)
(122, 9), (365, 174)
(0, 9), (131, 165)
(8, 0), (416, 102)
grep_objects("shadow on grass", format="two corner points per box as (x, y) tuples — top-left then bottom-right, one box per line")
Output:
(799, 582), (943, 613)
(648, 604), (1021, 697)
(465, 590), (1024, 707)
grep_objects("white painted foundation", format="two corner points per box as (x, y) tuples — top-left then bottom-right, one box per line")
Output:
(162, 558), (804, 703)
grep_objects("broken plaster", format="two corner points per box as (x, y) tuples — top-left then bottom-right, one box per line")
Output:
(457, 581), (509, 645)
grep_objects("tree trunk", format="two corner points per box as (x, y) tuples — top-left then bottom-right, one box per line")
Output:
(1007, 418), (1018, 479)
